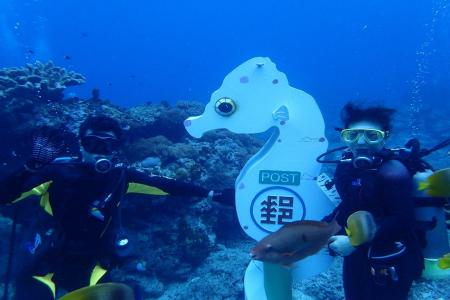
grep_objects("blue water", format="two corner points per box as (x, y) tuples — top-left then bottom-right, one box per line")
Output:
(0, 0), (449, 117)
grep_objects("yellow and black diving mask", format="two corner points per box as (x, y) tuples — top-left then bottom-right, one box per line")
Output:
(340, 128), (387, 145)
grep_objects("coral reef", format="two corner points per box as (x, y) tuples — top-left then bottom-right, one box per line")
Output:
(126, 131), (261, 188)
(0, 61), (85, 103)
(0, 61), (449, 299)
(0, 61), (86, 165)
(107, 196), (221, 298)
(157, 242), (251, 300)
(126, 101), (204, 142)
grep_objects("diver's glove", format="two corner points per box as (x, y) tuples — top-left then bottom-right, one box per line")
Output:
(25, 126), (66, 171)
(328, 235), (356, 256)
(208, 188), (235, 207)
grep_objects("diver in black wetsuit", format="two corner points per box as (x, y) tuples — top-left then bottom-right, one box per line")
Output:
(0, 116), (233, 299)
(326, 103), (424, 300)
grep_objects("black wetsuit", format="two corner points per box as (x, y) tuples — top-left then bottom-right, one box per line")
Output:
(0, 159), (210, 299)
(331, 157), (424, 300)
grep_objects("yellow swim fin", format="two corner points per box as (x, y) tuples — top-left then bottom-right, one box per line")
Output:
(32, 273), (56, 298)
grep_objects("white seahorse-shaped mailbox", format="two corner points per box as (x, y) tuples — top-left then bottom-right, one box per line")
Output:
(184, 57), (339, 299)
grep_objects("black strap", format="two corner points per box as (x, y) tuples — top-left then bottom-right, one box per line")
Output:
(115, 168), (127, 234)
(3, 207), (18, 300)
(316, 146), (348, 163)
(419, 138), (450, 157)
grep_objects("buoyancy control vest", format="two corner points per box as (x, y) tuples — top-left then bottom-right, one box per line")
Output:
(317, 138), (450, 279)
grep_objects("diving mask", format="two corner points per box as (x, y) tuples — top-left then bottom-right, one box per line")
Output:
(81, 134), (120, 155)
(340, 128), (386, 169)
(80, 132), (120, 173)
(341, 128), (387, 144)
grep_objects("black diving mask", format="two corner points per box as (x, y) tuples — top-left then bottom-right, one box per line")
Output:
(81, 133), (121, 174)
(81, 134), (120, 155)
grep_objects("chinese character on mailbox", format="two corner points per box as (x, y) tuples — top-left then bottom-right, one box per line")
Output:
(260, 195), (277, 224)
(260, 195), (294, 225)
(278, 196), (294, 224)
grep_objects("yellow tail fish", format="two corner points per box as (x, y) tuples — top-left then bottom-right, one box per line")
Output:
(418, 168), (450, 197)
(345, 211), (378, 247)
(59, 283), (135, 300)
(438, 253), (450, 270)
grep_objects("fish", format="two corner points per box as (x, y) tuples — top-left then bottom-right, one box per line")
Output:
(418, 168), (450, 197)
(250, 219), (341, 267)
(345, 210), (378, 247)
(64, 55), (71, 60)
(59, 283), (135, 300)
(438, 253), (450, 269)
(81, 32), (89, 37)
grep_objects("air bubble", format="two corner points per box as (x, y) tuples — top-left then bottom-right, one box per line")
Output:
(408, 0), (449, 137)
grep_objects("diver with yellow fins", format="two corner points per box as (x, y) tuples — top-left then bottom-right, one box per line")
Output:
(0, 116), (234, 300)
(318, 102), (450, 299)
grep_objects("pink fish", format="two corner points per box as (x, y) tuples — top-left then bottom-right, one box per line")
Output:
(250, 220), (341, 266)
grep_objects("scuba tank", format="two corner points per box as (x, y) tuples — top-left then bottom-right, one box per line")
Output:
(413, 170), (450, 279)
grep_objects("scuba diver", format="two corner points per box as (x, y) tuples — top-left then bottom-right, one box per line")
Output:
(0, 115), (233, 300)
(323, 102), (425, 300)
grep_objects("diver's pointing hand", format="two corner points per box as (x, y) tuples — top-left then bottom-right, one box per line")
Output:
(209, 188), (235, 207)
